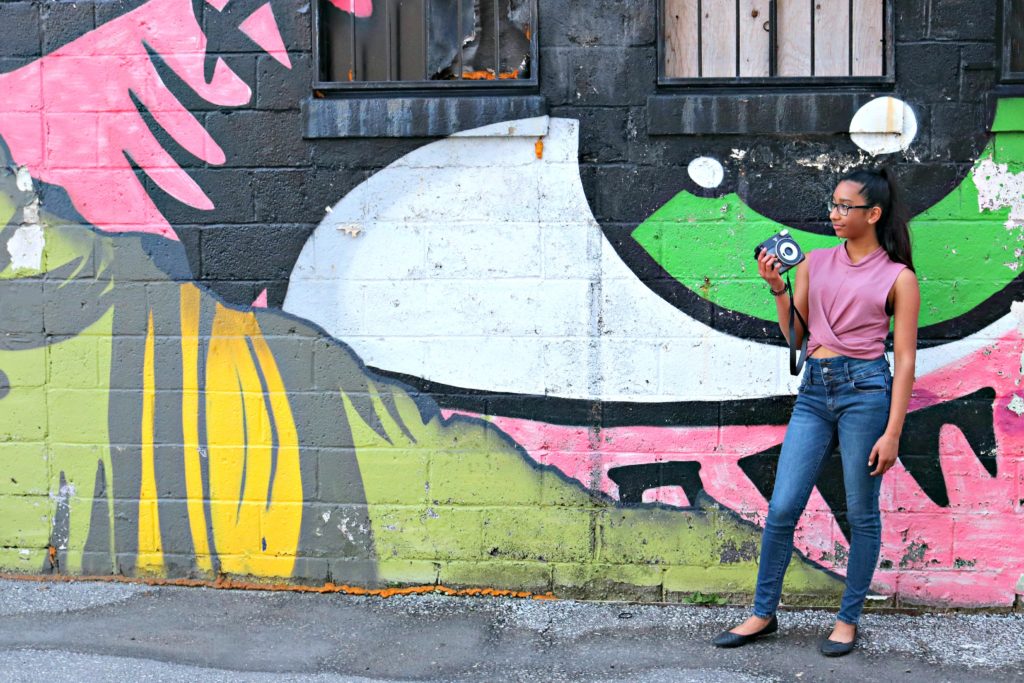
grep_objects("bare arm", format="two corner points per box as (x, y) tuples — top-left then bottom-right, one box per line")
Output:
(884, 268), (920, 439)
(868, 268), (920, 475)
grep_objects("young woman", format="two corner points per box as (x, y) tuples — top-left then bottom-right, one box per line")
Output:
(712, 168), (921, 656)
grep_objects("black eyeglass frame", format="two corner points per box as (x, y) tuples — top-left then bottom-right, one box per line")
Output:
(827, 200), (876, 216)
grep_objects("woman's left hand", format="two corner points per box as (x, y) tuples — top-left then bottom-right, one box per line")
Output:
(868, 433), (900, 476)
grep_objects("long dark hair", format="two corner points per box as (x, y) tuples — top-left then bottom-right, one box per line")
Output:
(839, 167), (914, 272)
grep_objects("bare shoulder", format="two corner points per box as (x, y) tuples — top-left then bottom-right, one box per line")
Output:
(894, 267), (919, 291)
(892, 267), (921, 315)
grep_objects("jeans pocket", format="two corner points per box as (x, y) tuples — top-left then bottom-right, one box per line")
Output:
(852, 371), (889, 393)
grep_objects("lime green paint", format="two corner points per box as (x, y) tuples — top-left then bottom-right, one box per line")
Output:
(481, 506), (595, 563)
(994, 131), (1024, 167)
(0, 307), (114, 574)
(346, 385), (843, 595)
(0, 443), (49, 496)
(992, 98), (1024, 132)
(0, 547), (48, 572)
(439, 560), (553, 591)
(633, 98), (1024, 330)
(552, 561), (665, 599)
(0, 193), (15, 233)
(0, 495), (51, 547)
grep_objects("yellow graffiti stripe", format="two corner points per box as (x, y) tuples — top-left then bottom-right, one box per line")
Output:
(179, 285), (212, 572)
(136, 311), (163, 572)
(206, 302), (302, 577)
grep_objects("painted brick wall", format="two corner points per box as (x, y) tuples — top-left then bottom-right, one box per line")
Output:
(0, 0), (1022, 608)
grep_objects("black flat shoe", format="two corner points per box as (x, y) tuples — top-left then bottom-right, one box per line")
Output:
(712, 615), (778, 648)
(819, 626), (858, 657)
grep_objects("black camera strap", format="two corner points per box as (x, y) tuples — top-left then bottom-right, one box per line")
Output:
(785, 272), (808, 376)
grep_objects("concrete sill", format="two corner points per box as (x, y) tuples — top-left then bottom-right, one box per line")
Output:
(647, 93), (884, 135)
(303, 95), (549, 138)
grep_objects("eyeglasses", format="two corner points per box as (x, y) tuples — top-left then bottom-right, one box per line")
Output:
(827, 200), (874, 217)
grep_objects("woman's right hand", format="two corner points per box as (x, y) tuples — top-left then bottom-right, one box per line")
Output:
(756, 247), (786, 292)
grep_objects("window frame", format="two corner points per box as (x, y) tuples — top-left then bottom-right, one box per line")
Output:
(656, 0), (896, 88)
(1001, 0), (1024, 82)
(311, 0), (540, 93)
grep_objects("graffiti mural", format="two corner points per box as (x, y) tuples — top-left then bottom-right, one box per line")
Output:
(3, 138), (847, 594)
(285, 109), (1024, 605)
(0, 0), (1022, 607)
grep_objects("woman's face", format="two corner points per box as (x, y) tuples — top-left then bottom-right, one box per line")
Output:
(829, 180), (882, 241)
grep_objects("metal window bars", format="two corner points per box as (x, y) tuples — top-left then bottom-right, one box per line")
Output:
(660, 0), (892, 85)
(316, 0), (537, 89)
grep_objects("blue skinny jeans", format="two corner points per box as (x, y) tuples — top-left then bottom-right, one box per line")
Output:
(753, 354), (892, 626)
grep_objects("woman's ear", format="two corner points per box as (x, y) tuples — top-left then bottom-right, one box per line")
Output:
(867, 205), (883, 225)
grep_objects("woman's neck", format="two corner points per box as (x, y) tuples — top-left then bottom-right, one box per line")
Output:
(843, 235), (882, 263)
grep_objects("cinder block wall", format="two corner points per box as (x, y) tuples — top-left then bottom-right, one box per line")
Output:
(0, 0), (1021, 608)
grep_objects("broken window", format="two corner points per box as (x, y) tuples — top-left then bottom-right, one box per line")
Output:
(661, 1), (891, 81)
(1004, 0), (1024, 80)
(317, 0), (536, 86)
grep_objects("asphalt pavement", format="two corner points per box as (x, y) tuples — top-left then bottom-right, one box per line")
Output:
(0, 578), (1021, 682)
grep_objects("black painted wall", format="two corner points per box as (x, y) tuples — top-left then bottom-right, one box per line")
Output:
(0, 0), (1004, 310)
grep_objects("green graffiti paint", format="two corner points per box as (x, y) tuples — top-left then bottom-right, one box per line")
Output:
(633, 98), (1024, 331)
(344, 387), (842, 594)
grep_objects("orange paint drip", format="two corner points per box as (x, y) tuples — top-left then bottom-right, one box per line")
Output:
(461, 69), (521, 80)
(348, 68), (354, 82)
(535, 139), (544, 159)
(0, 573), (559, 601)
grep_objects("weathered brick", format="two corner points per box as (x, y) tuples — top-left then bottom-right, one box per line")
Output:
(0, 494), (52, 546)
(438, 559), (553, 591)
(41, 1), (95, 54)
(481, 506), (595, 563)
(0, 443), (49, 496)
(0, 2), (41, 58)
(371, 504), (483, 561)
(256, 52), (311, 111)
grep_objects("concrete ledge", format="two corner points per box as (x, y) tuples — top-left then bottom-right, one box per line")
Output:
(647, 93), (878, 135)
(303, 95), (549, 138)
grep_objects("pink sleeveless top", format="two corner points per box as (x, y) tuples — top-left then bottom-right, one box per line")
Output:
(805, 243), (908, 359)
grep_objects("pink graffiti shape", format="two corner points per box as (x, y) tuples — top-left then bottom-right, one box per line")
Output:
(239, 3), (292, 69)
(0, 0), (288, 239)
(328, 0), (374, 19)
(450, 329), (1024, 607)
(252, 288), (269, 308)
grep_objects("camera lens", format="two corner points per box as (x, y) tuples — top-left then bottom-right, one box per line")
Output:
(777, 239), (799, 264)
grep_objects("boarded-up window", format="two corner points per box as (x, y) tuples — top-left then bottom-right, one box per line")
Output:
(317, 0), (536, 86)
(663, 0), (888, 79)
(1005, 0), (1024, 80)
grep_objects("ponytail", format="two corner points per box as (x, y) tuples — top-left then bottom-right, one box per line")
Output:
(839, 167), (914, 272)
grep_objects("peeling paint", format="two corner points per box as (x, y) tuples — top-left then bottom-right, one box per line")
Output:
(49, 480), (75, 504)
(1007, 394), (1024, 416)
(973, 157), (1024, 234)
(337, 517), (358, 543)
(14, 165), (32, 192)
(899, 541), (930, 568)
(337, 223), (361, 237)
(718, 538), (757, 564)
(7, 223), (45, 271)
